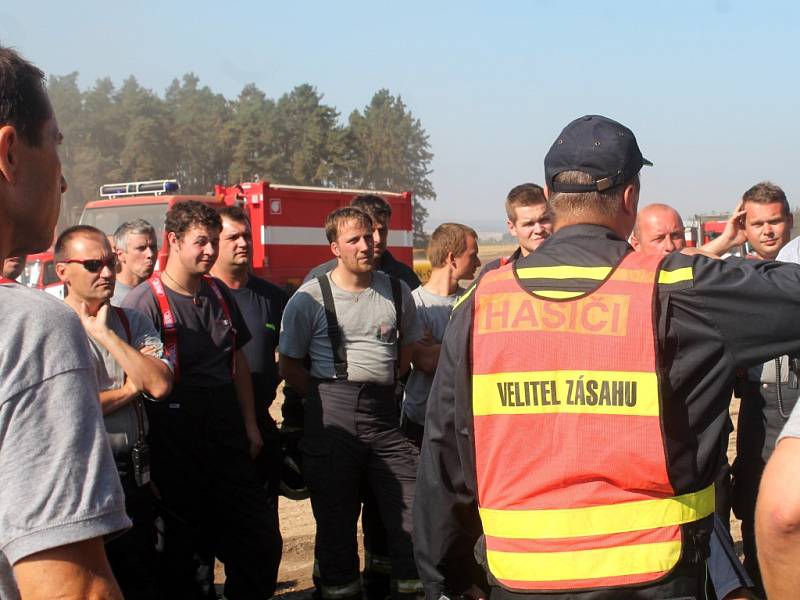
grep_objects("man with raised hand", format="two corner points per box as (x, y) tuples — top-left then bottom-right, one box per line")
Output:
(124, 200), (278, 600)
(0, 45), (130, 600)
(55, 224), (172, 599)
(112, 219), (158, 304)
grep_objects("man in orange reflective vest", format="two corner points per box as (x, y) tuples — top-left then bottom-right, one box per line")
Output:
(414, 114), (800, 600)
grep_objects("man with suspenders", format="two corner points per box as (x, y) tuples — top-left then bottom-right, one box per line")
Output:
(54, 225), (173, 600)
(280, 207), (423, 600)
(124, 200), (280, 600)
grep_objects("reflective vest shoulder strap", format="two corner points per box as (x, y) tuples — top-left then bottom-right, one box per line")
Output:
(317, 274), (348, 380)
(147, 276), (180, 382)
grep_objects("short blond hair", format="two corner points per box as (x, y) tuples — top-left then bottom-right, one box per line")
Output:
(427, 223), (478, 268)
(505, 183), (547, 222)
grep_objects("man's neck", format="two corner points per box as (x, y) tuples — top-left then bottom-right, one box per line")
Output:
(162, 261), (202, 295)
(65, 292), (103, 316)
(424, 267), (460, 297)
(331, 264), (372, 292)
(211, 265), (248, 289)
(116, 270), (144, 288)
(518, 245), (530, 258)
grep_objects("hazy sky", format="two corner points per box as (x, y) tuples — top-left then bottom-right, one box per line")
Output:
(2, 1), (798, 232)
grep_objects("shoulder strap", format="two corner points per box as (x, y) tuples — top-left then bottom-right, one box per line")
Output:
(390, 276), (403, 380)
(147, 276), (180, 382)
(204, 276), (237, 376)
(113, 306), (132, 343)
(317, 275), (348, 380)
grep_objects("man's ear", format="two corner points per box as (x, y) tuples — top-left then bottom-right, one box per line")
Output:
(0, 125), (19, 185)
(330, 241), (341, 258)
(543, 184), (550, 200)
(629, 233), (641, 251)
(55, 261), (68, 283)
(622, 183), (639, 218)
(167, 232), (179, 252)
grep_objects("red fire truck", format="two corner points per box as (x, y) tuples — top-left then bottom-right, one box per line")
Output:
(38, 179), (413, 292)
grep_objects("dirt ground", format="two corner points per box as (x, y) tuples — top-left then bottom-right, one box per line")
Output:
(216, 243), (745, 596)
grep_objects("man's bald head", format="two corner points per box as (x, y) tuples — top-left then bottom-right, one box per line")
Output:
(630, 203), (685, 256)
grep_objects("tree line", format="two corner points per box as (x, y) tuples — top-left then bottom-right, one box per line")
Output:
(48, 73), (435, 244)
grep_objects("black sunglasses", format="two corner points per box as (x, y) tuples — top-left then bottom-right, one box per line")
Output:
(60, 255), (118, 273)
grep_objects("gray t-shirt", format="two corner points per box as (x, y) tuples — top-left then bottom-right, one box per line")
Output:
(85, 306), (165, 457)
(280, 271), (422, 384)
(0, 283), (130, 600)
(778, 399), (800, 442)
(111, 280), (134, 306)
(403, 286), (463, 425)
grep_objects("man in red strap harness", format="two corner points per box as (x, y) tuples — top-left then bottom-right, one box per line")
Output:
(54, 224), (172, 600)
(124, 201), (281, 600)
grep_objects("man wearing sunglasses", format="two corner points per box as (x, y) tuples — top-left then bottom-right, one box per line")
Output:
(0, 45), (131, 600)
(54, 224), (173, 599)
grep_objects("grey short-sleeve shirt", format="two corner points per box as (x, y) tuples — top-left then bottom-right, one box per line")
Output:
(403, 286), (463, 425)
(280, 271), (422, 384)
(0, 284), (130, 600)
(85, 306), (166, 457)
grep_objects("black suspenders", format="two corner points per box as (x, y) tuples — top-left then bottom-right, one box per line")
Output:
(316, 274), (403, 381)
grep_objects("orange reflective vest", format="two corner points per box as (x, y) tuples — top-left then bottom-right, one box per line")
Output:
(471, 252), (714, 592)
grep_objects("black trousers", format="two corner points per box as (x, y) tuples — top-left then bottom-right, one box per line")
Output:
(732, 380), (799, 595)
(147, 383), (282, 600)
(106, 468), (158, 600)
(303, 380), (421, 600)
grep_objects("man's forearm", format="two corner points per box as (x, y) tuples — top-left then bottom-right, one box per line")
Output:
(99, 387), (137, 415)
(233, 351), (258, 431)
(279, 355), (312, 398)
(94, 329), (172, 399)
(14, 537), (123, 600)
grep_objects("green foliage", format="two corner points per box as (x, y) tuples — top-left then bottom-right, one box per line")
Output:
(47, 74), (435, 241)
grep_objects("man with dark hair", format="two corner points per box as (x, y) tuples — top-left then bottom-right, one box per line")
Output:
(726, 181), (797, 595)
(112, 219), (157, 304)
(481, 183), (553, 273)
(124, 200), (279, 599)
(415, 114), (800, 600)
(0, 45), (130, 600)
(280, 206), (423, 600)
(55, 224), (172, 600)
(402, 223), (480, 447)
(210, 204), (285, 583)
(1, 254), (25, 280)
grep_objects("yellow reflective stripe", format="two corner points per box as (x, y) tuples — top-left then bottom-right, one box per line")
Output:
(517, 266), (612, 280)
(452, 283), (476, 312)
(658, 267), (693, 284)
(486, 541), (681, 583)
(480, 484), (714, 539)
(395, 579), (424, 594)
(528, 290), (584, 299)
(472, 370), (659, 417)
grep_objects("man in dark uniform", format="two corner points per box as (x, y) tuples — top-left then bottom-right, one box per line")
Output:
(287, 194), (420, 599)
(124, 201), (280, 600)
(414, 115), (800, 600)
(210, 204), (286, 587)
(729, 181), (798, 596)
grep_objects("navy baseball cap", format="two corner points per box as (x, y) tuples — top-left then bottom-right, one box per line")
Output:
(544, 115), (652, 193)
